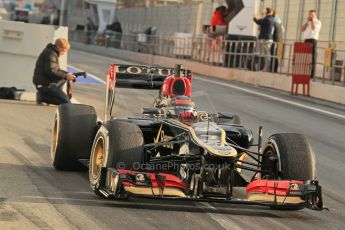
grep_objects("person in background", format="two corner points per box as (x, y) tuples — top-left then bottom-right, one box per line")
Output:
(211, 6), (227, 26)
(33, 38), (76, 105)
(209, 5), (228, 64)
(301, 10), (322, 79)
(253, 7), (275, 71)
(106, 17), (123, 48)
(107, 18), (123, 34)
(270, 10), (284, 73)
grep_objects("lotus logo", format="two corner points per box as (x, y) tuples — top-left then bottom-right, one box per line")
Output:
(290, 183), (300, 191)
(136, 174), (146, 182)
(197, 112), (209, 121)
(236, 25), (247, 31)
(154, 124), (174, 149)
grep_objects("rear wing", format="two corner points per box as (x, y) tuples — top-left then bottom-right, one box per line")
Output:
(104, 64), (192, 121)
(113, 64), (193, 88)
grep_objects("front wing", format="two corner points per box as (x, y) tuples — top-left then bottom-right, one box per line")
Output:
(98, 168), (323, 210)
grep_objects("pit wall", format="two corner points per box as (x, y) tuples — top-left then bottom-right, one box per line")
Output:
(71, 41), (345, 105)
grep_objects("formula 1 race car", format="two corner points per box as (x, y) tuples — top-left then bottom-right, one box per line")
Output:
(51, 64), (323, 210)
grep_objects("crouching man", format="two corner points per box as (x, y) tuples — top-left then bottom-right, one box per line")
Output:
(33, 38), (76, 105)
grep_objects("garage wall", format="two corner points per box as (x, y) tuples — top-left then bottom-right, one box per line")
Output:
(115, 2), (216, 35)
(0, 21), (68, 91)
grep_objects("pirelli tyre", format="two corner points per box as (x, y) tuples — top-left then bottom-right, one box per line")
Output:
(51, 104), (97, 171)
(89, 120), (144, 198)
(261, 133), (316, 210)
(261, 133), (316, 180)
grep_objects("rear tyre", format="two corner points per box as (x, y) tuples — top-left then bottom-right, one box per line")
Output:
(51, 104), (97, 171)
(89, 120), (144, 198)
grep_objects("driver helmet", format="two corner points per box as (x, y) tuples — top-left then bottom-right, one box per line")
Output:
(168, 96), (195, 117)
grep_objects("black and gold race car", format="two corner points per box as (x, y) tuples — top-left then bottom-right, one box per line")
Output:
(51, 64), (323, 210)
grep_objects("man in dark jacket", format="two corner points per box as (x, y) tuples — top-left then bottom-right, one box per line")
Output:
(253, 8), (275, 71)
(33, 38), (75, 105)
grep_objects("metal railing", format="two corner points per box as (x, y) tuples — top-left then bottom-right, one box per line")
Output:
(319, 47), (345, 86)
(69, 30), (345, 87)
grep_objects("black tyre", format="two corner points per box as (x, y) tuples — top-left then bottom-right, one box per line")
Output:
(51, 104), (97, 171)
(261, 133), (316, 210)
(261, 133), (316, 180)
(89, 120), (144, 197)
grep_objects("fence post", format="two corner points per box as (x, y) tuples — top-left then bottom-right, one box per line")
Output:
(343, 60), (345, 86)
(287, 44), (292, 76)
(329, 48), (337, 84)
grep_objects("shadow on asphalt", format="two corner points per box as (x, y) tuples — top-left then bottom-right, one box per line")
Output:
(2, 146), (309, 219)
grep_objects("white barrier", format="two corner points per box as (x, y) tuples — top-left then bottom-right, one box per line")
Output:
(0, 21), (68, 91)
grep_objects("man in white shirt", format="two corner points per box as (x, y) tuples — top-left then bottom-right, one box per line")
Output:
(301, 10), (322, 79)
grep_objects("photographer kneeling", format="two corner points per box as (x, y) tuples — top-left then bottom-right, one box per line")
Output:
(33, 38), (76, 105)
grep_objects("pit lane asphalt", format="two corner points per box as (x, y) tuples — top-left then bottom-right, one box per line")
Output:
(0, 49), (344, 229)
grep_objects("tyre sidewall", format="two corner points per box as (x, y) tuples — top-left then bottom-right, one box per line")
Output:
(106, 120), (144, 170)
(89, 125), (109, 190)
(265, 133), (316, 180)
(51, 104), (97, 171)
(89, 120), (144, 190)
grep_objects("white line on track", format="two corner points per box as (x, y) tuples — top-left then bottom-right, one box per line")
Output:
(68, 65), (106, 84)
(68, 65), (103, 113)
(198, 202), (242, 230)
(197, 77), (345, 120)
(22, 196), (104, 203)
(199, 202), (217, 210)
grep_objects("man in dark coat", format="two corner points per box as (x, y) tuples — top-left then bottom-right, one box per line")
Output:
(33, 38), (76, 105)
(253, 8), (275, 71)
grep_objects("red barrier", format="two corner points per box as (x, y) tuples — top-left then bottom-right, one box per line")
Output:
(291, 42), (313, 96)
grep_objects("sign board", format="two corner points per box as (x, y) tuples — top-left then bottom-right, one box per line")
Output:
(324, 48), (332, 68)
(276, 43), (284, 61)
(291, 42), (313, 96)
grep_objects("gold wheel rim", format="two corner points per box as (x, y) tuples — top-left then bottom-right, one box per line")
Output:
(51, 114), (59, 161)
(91, 136), (105, 179)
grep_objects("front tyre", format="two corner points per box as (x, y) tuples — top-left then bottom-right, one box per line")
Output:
(89, 120), (144, 198)
(261, 133), (316, 180)
(261, 133), (316, 210)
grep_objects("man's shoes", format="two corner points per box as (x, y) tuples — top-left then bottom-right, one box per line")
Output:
(36, 91), (49, 106)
